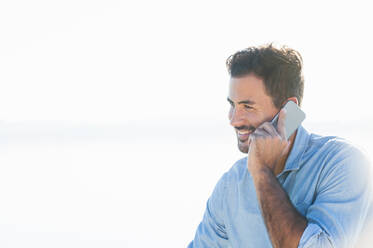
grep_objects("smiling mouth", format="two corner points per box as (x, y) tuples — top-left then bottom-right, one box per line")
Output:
(237, 131), (251, 141)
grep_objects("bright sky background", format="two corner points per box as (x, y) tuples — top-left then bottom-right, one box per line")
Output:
(0, 0), (372, 247)
(1, 0), (372, 122)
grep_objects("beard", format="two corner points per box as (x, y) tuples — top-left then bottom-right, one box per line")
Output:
(237, 137), (251, 153)
(236, 125), (256, 153)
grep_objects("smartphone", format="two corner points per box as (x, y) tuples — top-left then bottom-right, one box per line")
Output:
(271, 101), (306, 140)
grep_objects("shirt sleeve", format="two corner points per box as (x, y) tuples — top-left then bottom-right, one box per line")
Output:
(188, 173), (231, 248)
(298, 146), (373, 248)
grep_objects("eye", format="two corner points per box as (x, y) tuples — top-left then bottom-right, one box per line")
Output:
(244, 105), (253, 110)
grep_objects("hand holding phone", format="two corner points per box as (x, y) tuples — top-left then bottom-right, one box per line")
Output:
(271, 101), (306, 140)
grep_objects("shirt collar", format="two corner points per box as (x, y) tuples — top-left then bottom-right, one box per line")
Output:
(281, 125), (310, 173)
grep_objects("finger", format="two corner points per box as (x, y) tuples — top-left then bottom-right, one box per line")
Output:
(277, 108), (287, 139)
(250, 129), (266, 142)
(253, 127), (269, 137)
(260, 122), (279, 137)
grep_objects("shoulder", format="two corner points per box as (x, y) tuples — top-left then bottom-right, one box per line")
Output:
(306, 133), (372, 189)
(221, 156), (249, 184)
(211, 157), (248, 195)
(306, 133), (370, 166)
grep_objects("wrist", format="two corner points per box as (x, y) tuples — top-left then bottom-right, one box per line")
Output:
(250, 166), (273, 180)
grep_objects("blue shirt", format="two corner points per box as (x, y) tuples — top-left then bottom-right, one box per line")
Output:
(188, 126), (372, 248)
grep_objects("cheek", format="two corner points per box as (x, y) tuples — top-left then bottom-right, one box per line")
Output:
(246, 112), (260, 124)
(227, 107), (262, 127)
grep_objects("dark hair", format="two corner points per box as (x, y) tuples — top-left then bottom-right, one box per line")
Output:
(226, 43), (304, 108)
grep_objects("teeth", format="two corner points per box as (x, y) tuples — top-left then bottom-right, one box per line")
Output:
(238, 131), (249, 135)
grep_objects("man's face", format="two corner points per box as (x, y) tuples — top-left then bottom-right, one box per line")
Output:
(228, 73), (280, 153)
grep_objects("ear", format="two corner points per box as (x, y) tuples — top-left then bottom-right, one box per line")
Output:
(282, 97), (299, 106)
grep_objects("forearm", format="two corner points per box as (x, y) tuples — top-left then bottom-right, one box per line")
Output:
(252, 167), (307, 248)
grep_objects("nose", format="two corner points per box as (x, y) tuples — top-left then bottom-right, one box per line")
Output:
(229, 107), (246, 128)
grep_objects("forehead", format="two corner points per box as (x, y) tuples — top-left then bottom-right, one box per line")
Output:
(228, 73), (272, 104)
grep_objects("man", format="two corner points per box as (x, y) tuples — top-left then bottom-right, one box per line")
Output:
(188, 44), (372, 248)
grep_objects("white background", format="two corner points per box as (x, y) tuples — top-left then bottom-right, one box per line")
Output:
(0, 0), (372, 247)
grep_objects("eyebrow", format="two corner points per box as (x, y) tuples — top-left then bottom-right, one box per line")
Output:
(227, 97), (256, 105)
